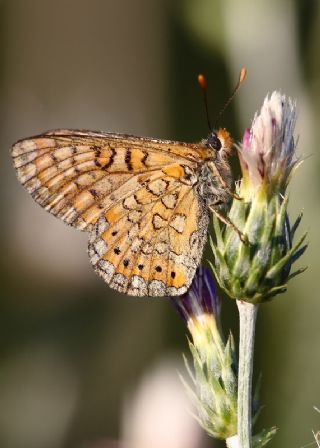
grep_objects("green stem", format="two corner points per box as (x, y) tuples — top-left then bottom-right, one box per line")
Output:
(237, 300), (259, 448)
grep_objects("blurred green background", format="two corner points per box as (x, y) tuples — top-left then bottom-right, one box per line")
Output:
(1, 1), (319, 447)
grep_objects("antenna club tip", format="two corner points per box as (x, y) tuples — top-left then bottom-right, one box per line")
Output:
(197, 74), (207, 89)
(239, 67), (247, 83)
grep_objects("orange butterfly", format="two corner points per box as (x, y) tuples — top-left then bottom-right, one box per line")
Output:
(12, 127), (236, 296)
(11, 69), (247, 296)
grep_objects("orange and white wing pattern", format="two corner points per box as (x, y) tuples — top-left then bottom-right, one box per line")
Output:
(88, 175), (209, 296)
(12, 130), (204, 229)
(12, 129), (209, 296)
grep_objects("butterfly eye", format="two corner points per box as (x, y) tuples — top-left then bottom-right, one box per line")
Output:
(207, 132), (222, 151)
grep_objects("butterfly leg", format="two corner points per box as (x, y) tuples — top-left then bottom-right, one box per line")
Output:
(208, 161), (242, 200)
(209, 205), (247, 243)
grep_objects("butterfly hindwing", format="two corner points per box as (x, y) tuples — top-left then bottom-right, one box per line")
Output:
(88, 180), (209, 296)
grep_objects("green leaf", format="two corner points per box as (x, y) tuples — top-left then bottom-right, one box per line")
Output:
(212, 216), (223, 249)
(252, 427), (278, 448)
(287, 266), (308, 280)
(265, 232), (307, 280)
(291, 244), (308, 264)
(290, 211), (303, 239)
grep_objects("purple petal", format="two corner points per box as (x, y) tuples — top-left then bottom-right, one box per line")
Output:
(170, 266), (220, 322)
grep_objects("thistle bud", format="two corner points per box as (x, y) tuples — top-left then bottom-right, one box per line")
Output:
(171, 267), (238, 439)
(210, 92), (307, 304)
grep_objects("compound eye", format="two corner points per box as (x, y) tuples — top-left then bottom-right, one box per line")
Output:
(208, 132), (222, 151)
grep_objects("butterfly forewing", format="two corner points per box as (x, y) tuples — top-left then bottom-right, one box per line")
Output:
(12, 129), (210, 296)
(12, 130), (200, 229)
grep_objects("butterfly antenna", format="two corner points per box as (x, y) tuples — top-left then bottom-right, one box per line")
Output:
(197, 74), (212, 131)
(215, 67), (247, 122)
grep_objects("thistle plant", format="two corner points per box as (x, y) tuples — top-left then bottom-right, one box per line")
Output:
(171, 267), (238, 442)
(210, 92), (306, 304)
(173, 92), (306, 448)
(172, 267), (277, 448)
(212, 91), (306, 447)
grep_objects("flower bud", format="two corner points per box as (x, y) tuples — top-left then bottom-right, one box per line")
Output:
(210, 92), (307, 304)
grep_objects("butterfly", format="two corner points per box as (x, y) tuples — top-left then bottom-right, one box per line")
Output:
(11, 127), (236, 297)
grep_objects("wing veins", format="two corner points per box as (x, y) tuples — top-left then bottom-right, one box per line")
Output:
(92, 183), (182, 291)
(97, 183), (181, 250)
(14, 132), (201, 164)
(67, 170), (177, 227)
(107, 185), (182, 292)
(145, 185), (193, 294)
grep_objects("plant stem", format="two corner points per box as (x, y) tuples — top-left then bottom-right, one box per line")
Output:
(237, 300), (259, 448)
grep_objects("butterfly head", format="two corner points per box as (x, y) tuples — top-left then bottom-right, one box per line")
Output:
(206, 128), (233, 157)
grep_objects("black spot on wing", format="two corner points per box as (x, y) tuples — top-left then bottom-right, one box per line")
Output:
(125, 148), (133, 171)
(141, 150), (148, 167)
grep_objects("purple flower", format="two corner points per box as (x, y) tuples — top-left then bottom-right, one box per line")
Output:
(171, 267), (221, 338)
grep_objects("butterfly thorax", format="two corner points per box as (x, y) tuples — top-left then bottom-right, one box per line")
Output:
(197, 128), (233, 207)
(197, 161), (231, 207)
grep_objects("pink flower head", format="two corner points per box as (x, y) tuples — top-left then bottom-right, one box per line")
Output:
(238, 92), (298, 198)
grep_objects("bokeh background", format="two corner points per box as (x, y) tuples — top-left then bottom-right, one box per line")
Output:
(1, 1), (319, 447)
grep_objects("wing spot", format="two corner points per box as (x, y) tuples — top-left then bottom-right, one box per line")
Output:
(114, 247), (121, 255)
(142, 243), (152, 255)
(123, 259), (129, 267)
(152, 213), (167, 230)
(155, 266), (162, 273)
(147, 178), (168, 196)
(94, 240), (107, 257)
(138, 264), (144, 270)
(96, 216), (109, 235)
(141, 150), (148, 166)
(131, 237), (143, 253)
(111, 230), (118, 236)
(128, 209), (142, 224)
(125, 148), (133, 171)
(161, 193), (178, 209)
(170, 214), (186, 233)
(171, 271), (176, 279)
(155, 242), (168, 254)
(89, 188), (99, 198)
(123, 195), (139, 210)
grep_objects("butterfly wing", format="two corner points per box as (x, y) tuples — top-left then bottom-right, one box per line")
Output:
(12, 129), (209, 296)
(12, 129), (203, 231)
(88, 179), (209, 296)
